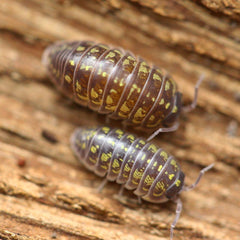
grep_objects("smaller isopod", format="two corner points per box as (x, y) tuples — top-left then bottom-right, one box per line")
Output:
(71, 126), (214, 240)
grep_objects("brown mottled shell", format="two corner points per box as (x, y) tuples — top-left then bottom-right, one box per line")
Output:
(42, 41), (181, 130)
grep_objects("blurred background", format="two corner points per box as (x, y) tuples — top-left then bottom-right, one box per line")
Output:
(0, 1), (239, 240)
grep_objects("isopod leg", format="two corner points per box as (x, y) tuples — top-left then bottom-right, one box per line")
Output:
(105, 116), (111, 125)
(118, 185), (142, 204)
(118, 184), (125, 197)
(182, 163), (214, 192)
(182, 74), (204, 113)
(147, 122), (179, 141)
(97, 178), (108, 193)
(170, 197), (182, 240)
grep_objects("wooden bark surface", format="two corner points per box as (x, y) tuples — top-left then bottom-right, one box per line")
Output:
(0, 0), (240, 239)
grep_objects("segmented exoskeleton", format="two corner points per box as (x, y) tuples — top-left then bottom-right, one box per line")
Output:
(71, 126), (213, 240)
(43, 41), (202, 140)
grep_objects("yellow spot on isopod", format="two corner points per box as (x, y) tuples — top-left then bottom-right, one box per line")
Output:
(119, 79), (124, 87)
(82, 142), (86, 149)
(85, 65), (92, 71)
(65, 75), (72, 83)
(172, 106), (178, 113)
(148, 144), (157, 153)
(127, 134), (135, 142)
(80, 64), (86, 70)
(123, 59), (130, 66)
(133, 169), (143, 180)
(158, 165), (163, 172)
(119, 103), (130, 114)
(105, 105), (115, 111)
(107, 58), (115, 63)
(110, 89), (118, 94)
(98, 44), (108, 49)
(102, 127), (110, 133)
(160, 151), (168, 160)
(105, 51), (115, 59)
(153, 73), (161, 81)
(112, 159), (120, 169)
(166, 102), (170, 109)
(116, 129), (123, 135)
(165, 81), (170, 91)
(112, 169), (120, 174)
(69, 60), (75, 66)
(175, 180), (181, 187)
(109, 140), (115, 146)
(124, 164), (131, 173)
(127, 56), (135, 61)
(90, 47), (99, 53)
(139, 62), (149, 74)
(89, 157), (96, 163)
(102, 72), (107, 77)
(159, 98), (164, 105)
(146, 92), (150, 98)
(149, 115), (155, 121)
(169, 174), (175, 180)
(101, 152), (112, 162)
(144, 175), (154, 186)
(171, 159), (178, 170)
(106, 95), (113, 105)
(77, 46), (85, 51)
(155, 181), (165, 194)
(91, 88), (98, 98)
(91, 146), (97, 153)
(152, 97), (155, 102)
(114, 49), (121, 55)
(134, 108), (145, 119)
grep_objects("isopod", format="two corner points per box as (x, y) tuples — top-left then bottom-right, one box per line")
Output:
(71, 126), (213, 240)
(43, 41), (202, 140)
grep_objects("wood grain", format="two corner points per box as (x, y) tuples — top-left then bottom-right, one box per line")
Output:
(0, 0), (239, 240)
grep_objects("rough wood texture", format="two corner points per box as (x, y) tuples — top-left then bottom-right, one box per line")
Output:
(0, 0), (239, 240)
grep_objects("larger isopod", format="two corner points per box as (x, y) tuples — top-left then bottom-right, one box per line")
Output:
(42, 41), (202, 140)
(71, 126), (213, 240)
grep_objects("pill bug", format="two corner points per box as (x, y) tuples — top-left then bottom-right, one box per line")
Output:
(71, 126), (213, 239)
(43, 41), (202, 140)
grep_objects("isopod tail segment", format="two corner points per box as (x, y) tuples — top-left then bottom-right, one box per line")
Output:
(170, 163), (214, 240)
(147, 74), (205, 142)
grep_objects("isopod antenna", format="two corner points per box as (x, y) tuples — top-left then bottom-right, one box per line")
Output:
(170, 163), (214, 240)
(182, 74), (205, 113)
